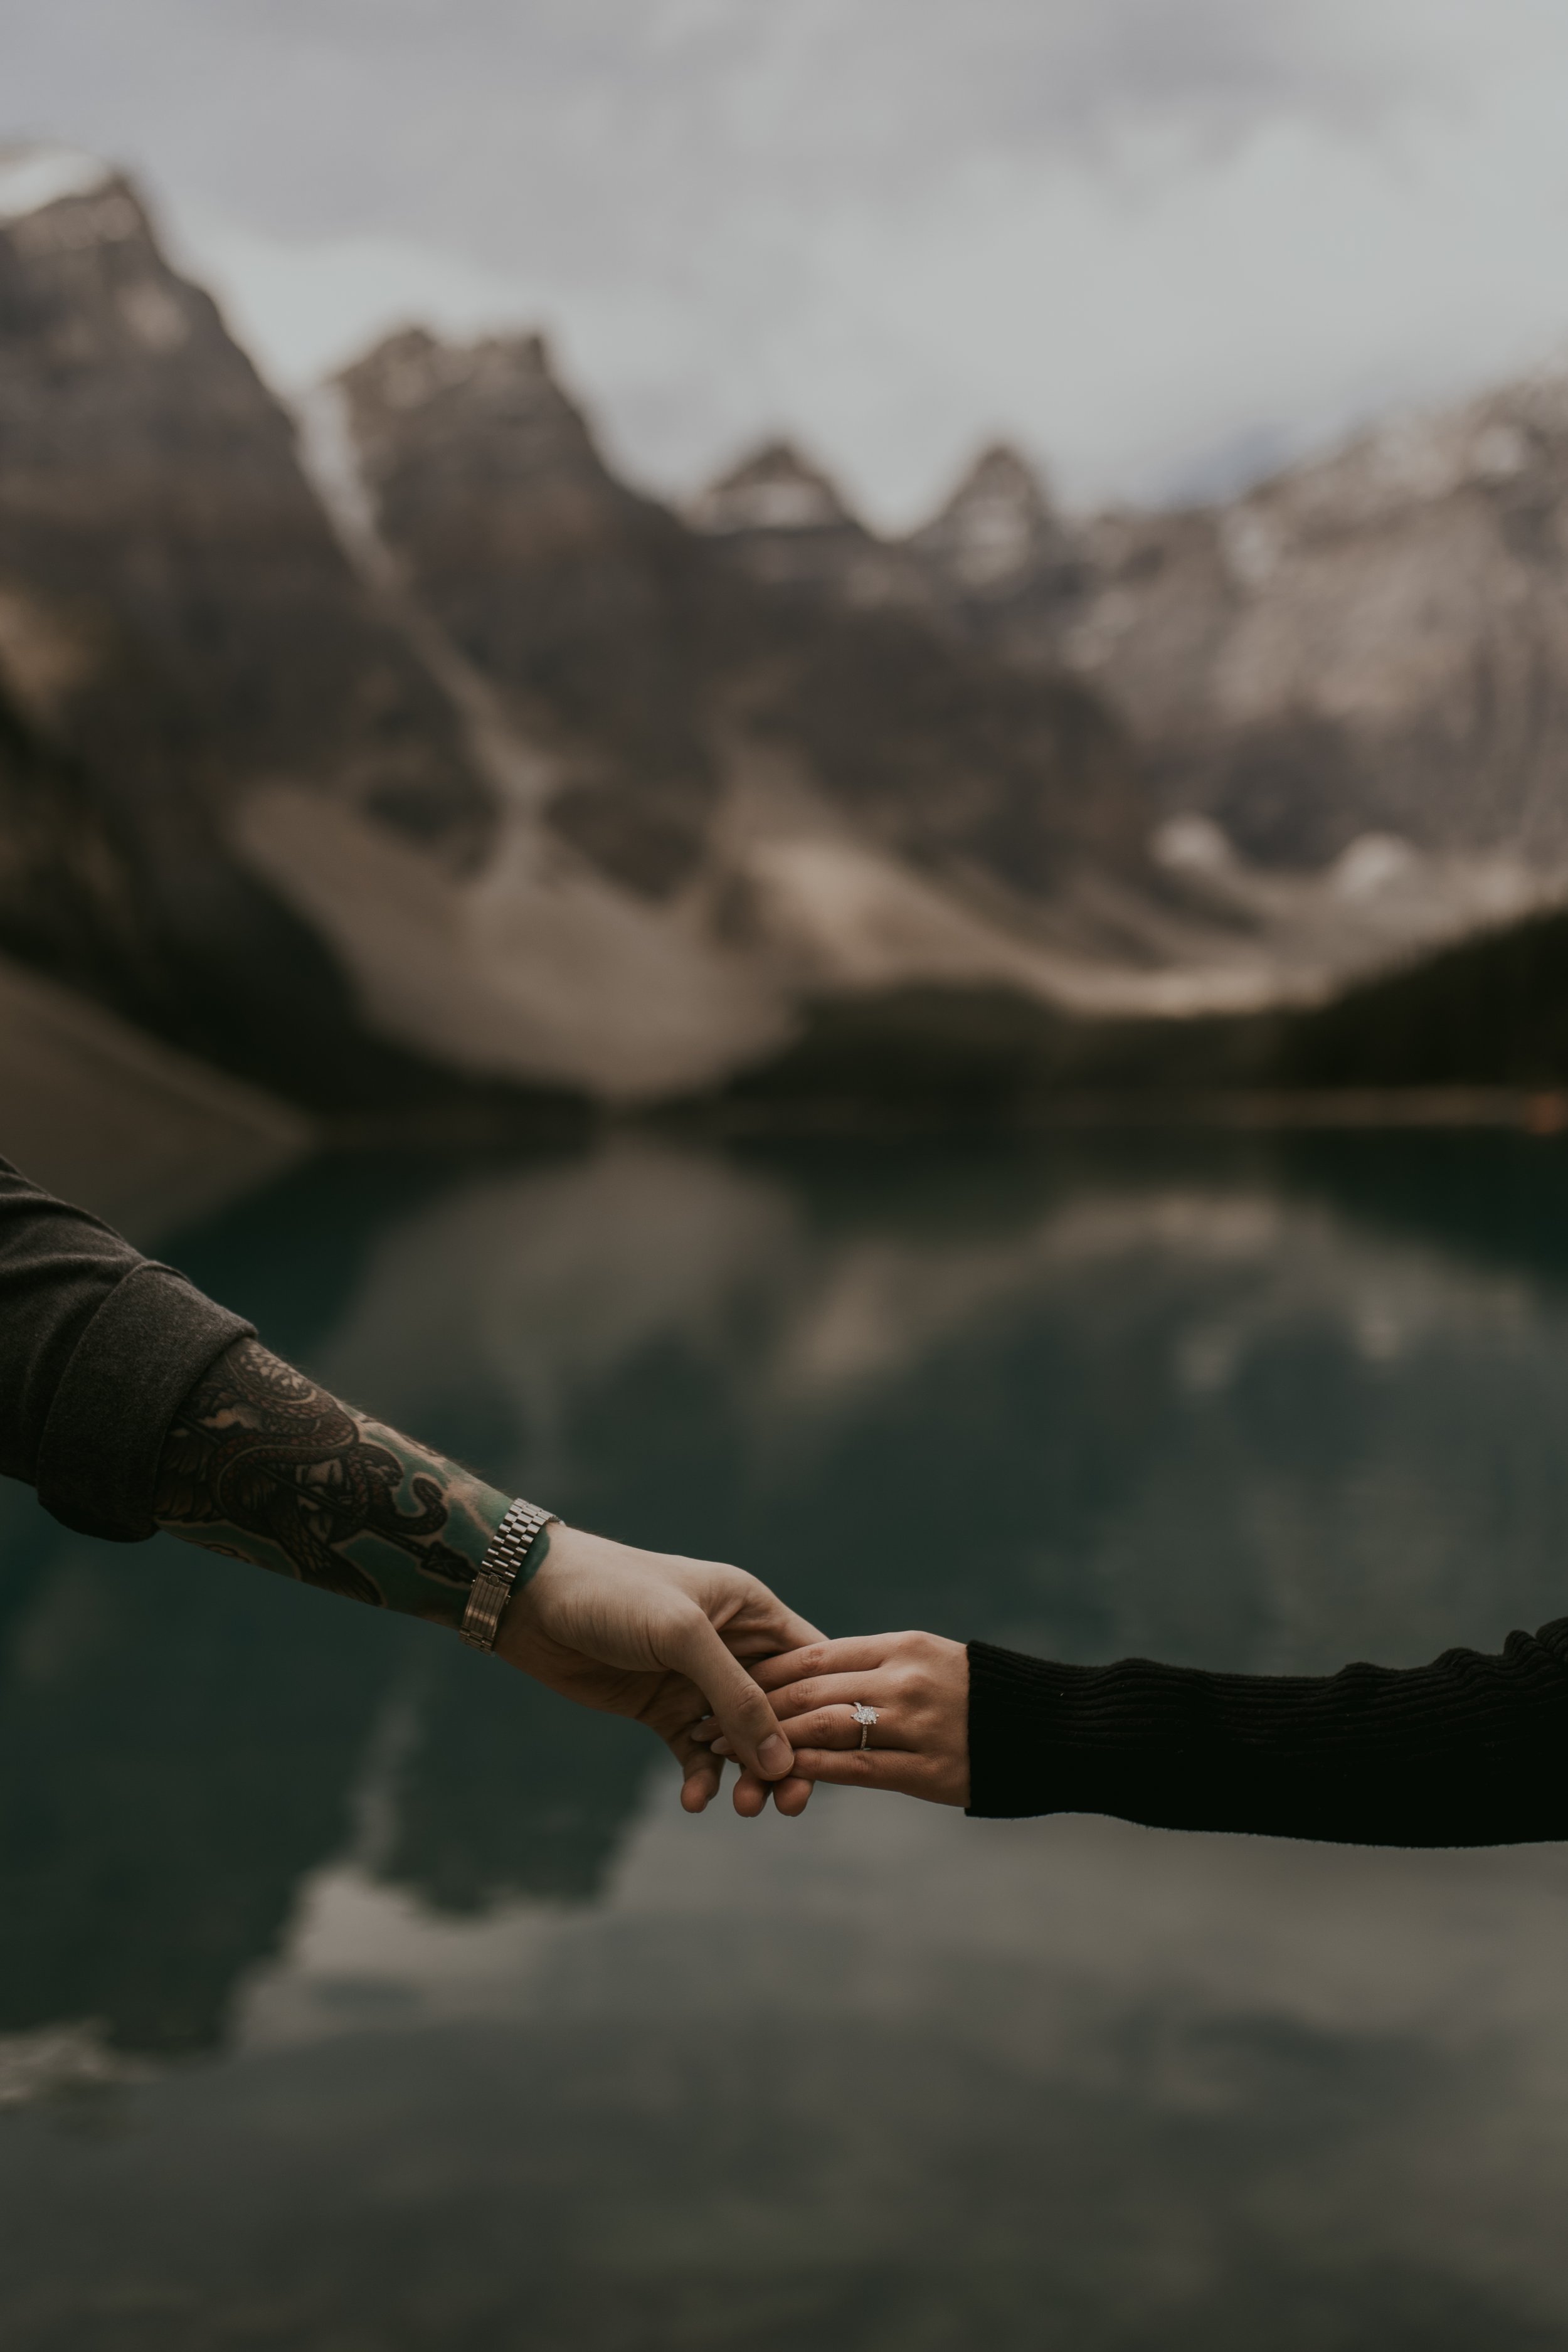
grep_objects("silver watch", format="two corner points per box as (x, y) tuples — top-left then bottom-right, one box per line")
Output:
(459, 1496), (558, 1651)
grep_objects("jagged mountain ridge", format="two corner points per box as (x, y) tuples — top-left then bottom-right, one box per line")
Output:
(322, 330), (1553, 1046)
(682, 391), (1568, 1033)
(244, 323), (1183, 1098)
(3, 142), (1568, 1115)
(904, 387), (1568, 876)
(331, 332), (1144, 903)
(0, 147), (1178, 1108)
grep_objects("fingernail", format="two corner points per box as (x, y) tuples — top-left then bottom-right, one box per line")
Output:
(760, 1734), (792, 1777)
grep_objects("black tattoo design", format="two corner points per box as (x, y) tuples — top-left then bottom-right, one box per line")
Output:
(153, 1339), (508, 1623)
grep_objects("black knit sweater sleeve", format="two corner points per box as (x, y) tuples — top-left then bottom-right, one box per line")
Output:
(965, 1622), (1568, 1846)
(1, 1155), (254, 1542)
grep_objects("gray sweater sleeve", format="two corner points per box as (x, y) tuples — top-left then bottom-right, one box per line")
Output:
(0, 1155), (255, 1542)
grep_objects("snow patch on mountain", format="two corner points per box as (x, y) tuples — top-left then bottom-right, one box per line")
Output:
(691, 440), (856, 534)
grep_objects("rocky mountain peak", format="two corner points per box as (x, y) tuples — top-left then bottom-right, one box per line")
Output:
(0, 160), (501, 1099)
(685, 437), (940, 612)
(911, 440), (1067, 595)
(943, 440), (1052, 522)
(338, 326), (605, 499)
(347, 324), (556, 413)
(690, 439), (857, 536)
(337, 320), (727, 900)
(1212, 373), (1568, 594)
(0, 155), (203, 388)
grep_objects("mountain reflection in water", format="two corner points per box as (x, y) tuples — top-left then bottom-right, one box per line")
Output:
(5, 1131), (1568, 2348)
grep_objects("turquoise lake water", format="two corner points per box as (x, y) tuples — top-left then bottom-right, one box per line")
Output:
(6, 1128), (1568, 2348)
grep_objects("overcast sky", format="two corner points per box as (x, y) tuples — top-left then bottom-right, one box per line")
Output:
(10, 0), (1568, 522)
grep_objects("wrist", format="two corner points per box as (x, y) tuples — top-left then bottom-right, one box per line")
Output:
(459, 1495), (559, 1652)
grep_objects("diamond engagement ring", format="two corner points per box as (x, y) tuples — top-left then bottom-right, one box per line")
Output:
(851, 1702), (879, 1749)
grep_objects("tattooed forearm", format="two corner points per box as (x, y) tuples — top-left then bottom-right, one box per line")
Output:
(152, 1338), (511, 1628)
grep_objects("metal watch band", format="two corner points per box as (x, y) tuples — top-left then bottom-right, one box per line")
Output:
(459, 1496), (558, 1651)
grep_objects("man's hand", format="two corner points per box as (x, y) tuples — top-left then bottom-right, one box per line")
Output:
(497, 1523), (824, 1814)
(153, 1342), (820, 1817)
(699, 1631), (971, 1807)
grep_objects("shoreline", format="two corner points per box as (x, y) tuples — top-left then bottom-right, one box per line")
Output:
(317, 1085), (1568, 1152)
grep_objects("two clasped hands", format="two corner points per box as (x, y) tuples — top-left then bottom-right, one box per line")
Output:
(12, 1155), (1543, 1855)
(489, 1506), (1568, 1857)
(495, 1520), (968, 1814)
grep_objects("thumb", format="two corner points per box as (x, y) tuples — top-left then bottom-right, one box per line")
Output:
(667, 1609), (794, 1781)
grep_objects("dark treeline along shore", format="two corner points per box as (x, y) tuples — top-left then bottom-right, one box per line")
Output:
(701, 902), (1568, 1123)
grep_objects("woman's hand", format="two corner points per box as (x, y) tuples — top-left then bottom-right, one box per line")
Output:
(498, 1523), (824, 1815)
(701, 1631), (971, 1808)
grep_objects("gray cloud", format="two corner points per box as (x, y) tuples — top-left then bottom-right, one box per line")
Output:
(5, 0), (1438, 252)
(8, 2), (1568, 516)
